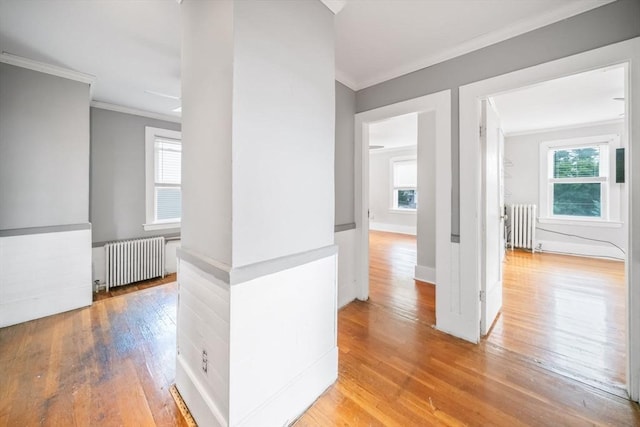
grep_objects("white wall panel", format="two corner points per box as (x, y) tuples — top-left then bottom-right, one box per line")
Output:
(0, 229), (92, 327)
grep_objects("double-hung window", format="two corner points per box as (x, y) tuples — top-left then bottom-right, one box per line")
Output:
(144, 126), (182, 230)
(540, 135), (617, 221)
(391, 157), (417, 210)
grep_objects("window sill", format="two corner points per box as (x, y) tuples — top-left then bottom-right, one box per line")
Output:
(538, 217), (622, 228)
(143, 222), (181, 231)
(389, 208), (417, 215)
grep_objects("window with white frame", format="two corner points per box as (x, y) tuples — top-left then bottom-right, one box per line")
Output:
(391, 157), (417, 210)
(539, 135), (618, 221)
(144, 126), (182, 230)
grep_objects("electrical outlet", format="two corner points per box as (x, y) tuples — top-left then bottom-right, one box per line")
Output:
(202, 349), (208, 373)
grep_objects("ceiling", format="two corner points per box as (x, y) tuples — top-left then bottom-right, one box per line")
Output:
(0, 0), (615, 117)
(369, 113), (417, 150)
(491, 65), (625, 135)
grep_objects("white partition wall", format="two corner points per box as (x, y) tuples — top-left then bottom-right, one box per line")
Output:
(178, 1), (338, 425)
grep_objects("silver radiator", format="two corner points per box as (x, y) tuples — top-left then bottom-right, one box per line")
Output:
(105, 236), (165, 290)
(509, 204), (537, 252)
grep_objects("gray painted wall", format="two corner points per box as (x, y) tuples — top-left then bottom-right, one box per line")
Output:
(90, 107), (181, 243)
(417, 111), (436, 270)
(231, 0), (335, 267)
(335, 81), (356, 226)
(0, 63), (90, 230)
(355, 0), (640, 237)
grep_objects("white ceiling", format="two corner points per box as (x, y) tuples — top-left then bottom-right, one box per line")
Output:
(0, 0), (181, 117)
(369, 113), (417, 149)
(491, 65), (625, 135)
(335, 0), (615, 90)
(0, 0), (615, 117)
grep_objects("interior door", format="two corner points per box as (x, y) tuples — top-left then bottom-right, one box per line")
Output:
(480, 99), (504, 336)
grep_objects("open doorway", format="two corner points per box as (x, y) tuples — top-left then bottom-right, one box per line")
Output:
(354, 90), (451, 332)
(366, 114), (425, 318)
(479, 65), (628, 395)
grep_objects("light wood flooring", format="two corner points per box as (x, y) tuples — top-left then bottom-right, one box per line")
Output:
(1, 232), (638, 425)
(296, 230), (638, 426)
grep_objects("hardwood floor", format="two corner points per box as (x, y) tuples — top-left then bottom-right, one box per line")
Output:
(93, 273), (177, 302)
(489, 249), (626, 396)
(296, 230), (639, 426)
(1, 233), (637, 426)
(0, 282), (188, 426)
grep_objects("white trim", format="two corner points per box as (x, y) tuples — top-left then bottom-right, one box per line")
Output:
(538, 217), (622, 228)
(538, 134), (617, 221)
(388, 208), (417, 215)
(143, 222), (180, 231)
(537, 239), (624, 261)
(335, 70), (358, 91)
(369, 145), (417, 155)
(459, 37), (639, 399)
(504, 118), (624, 137)
(92, 101), (182, 124)
(0, 51), (95, 86)
(319, 0), (346, 15)
(145, 126), (183, 229)
(355, 89), (451, 329)
(369, 222), (416, 236)
(350, 0), (615, 90)
(414, 264), (436, 284)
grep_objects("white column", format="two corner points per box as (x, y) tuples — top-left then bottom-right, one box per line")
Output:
(177, 1), (338, 425)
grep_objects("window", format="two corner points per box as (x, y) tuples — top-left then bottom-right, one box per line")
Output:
(391, 157), (417, 210)
(540, 135), (618, 222)
(145, 126), (182, 230)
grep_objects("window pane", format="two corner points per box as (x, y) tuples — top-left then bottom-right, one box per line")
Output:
(155, 139), (181, 184)
(396, 189), (417, 209)
(156, 187), (181, 220)
(553, 183), (601, 217)
(553, 147), (599, 178)
(393, 160), (417, 187)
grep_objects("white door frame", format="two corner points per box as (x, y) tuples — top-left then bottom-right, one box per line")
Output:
(460, 37), (640, 400)
(354, 90), (452, 325)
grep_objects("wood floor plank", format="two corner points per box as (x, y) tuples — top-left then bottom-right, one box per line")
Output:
(296, 230), (640, 426)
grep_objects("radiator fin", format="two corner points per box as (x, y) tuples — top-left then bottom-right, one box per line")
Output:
(509, 204), (537, 252)
(105, 237), (165, 291)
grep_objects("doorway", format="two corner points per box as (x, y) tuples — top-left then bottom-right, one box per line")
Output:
(354, 90), (451, 310)
(459, 38), (640, 399)
(478, 64), (628, 394)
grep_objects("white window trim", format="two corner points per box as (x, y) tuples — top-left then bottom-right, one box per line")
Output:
(538, 134), (619, 225)
(144, 126), (182, 231)
(390, 155), (417, 212)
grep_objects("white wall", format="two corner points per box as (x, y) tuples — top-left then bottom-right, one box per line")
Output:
(0, 229), (92, 327)
(504, 121), (626, 259)
(335, 229), (357, 308)
(369, 146), (417, 235)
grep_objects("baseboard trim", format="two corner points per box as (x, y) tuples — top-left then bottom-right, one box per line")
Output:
(369, 222), (417, 236)
(176, 355), (227, 427)
(537, 239), (624, 260)
(414, 264), (436, 284)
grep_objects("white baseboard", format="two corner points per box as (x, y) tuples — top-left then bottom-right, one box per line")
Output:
(176, 355), (227, 427)
(369, 222), (417, 236)
(537, 239), (624, 260)
(414, 264), (436, 284)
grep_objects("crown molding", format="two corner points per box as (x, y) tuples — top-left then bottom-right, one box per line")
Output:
(0, 51), (95, 86)
(91, 101), (182, 124)
(320, 0), (346, 15)
(354, 0), (616, 91)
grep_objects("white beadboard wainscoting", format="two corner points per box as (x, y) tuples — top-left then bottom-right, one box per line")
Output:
(0, 227), (92, 327)
(176, 250), (338, 427)
(335, 227), (357, 308)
